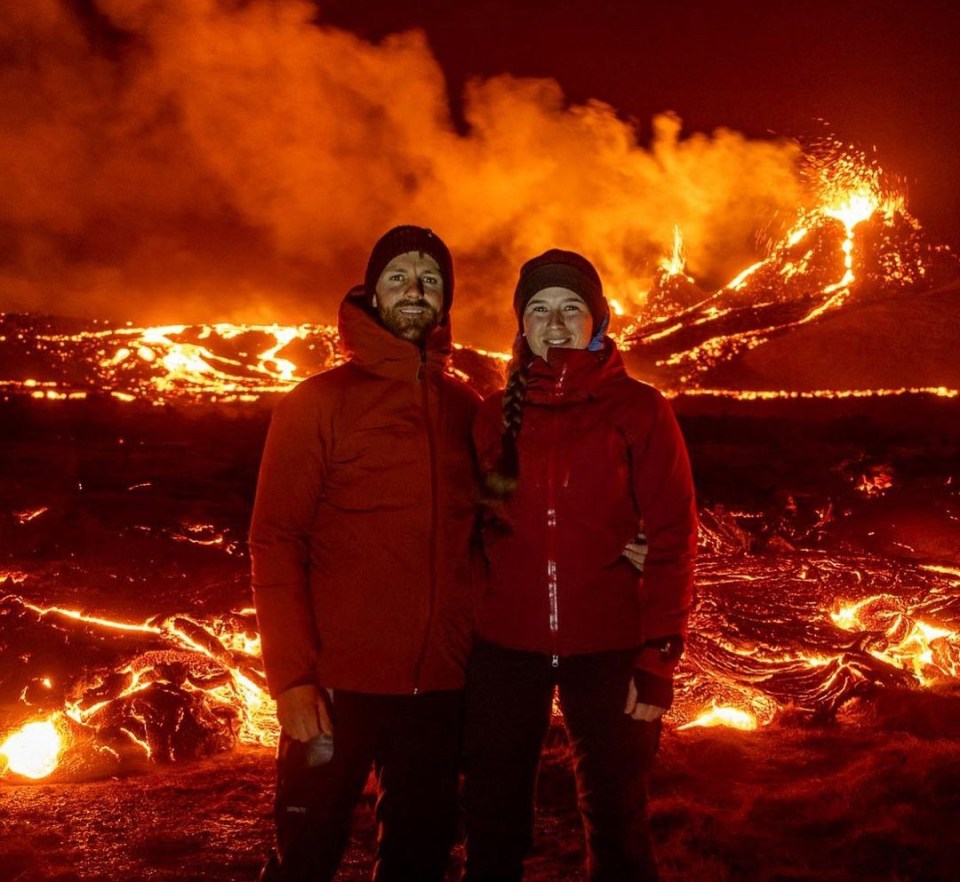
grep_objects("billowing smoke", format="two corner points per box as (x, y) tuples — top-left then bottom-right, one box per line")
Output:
(2, 0), (806, 347)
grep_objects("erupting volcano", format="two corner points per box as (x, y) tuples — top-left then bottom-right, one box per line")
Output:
(2, 140), (959, 819)
(624, 142), (960, 397)
(2, 142), (957, 407)
(3, 1), (960, 878)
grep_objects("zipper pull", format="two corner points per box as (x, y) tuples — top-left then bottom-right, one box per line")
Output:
(551, 655), (559, 668)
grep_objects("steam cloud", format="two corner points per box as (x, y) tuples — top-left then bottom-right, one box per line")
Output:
(2, 0), (806, 347)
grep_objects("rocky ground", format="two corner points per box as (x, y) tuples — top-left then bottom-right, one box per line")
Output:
(2, 394), (960, 882)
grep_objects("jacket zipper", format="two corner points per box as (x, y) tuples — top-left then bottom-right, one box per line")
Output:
(412, 352), (440, 693)
(546, 407), (560, 668)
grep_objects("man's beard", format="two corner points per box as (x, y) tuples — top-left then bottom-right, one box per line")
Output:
(378, 300), (441, 344)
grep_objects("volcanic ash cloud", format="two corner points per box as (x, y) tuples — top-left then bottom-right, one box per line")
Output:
(2, 0), (804, 347)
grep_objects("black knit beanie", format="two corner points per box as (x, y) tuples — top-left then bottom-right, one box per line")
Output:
(364, 225), (454, 312)
(513, 249), (608, 334)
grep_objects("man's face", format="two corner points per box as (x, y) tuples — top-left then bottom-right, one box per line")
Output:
(372, 251), (444, 344)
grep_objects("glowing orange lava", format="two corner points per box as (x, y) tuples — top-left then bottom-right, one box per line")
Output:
(621, 141), (958, 393)
(659, 225), (692, 281)
(831, 599), (959, 685)
(16, 601), (277, 762)
(0, 717), (63, 779)
(678, 704), (758, 732)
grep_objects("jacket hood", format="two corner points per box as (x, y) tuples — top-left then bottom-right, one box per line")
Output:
(524, 336), (626, 404)
(338, 285), (452, 374)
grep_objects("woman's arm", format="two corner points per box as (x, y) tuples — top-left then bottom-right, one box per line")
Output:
(628, 390), (698, 709)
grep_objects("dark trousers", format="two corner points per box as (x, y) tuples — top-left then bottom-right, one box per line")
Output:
(461, 642), (661, 882)
(272, 689), (463, 882)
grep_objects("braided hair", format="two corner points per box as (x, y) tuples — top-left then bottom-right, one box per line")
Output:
(484, 334), (530, 497)
(486, 248), (607, 497)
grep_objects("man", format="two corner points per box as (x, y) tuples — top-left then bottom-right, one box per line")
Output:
(249, 225), (480, 881)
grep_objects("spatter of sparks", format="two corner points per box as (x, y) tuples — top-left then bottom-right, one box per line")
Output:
(799, 146), (903, 321)
(659, 225), (692, 280)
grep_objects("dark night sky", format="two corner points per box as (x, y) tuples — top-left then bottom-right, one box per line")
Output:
(320, 0), (960, 248)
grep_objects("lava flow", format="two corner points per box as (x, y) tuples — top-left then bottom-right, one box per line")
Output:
(2, 142), (960, 783)
(0, 589), (277, 782)
(0, 145), (957, 405)
(622, 142), (960, 393)
(0, 315), (508, 405)
(0, 319), (340, 405)
(3, 505), (959, 782)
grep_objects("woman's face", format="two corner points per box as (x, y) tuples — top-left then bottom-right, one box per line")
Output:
(522, 287), (592, 360)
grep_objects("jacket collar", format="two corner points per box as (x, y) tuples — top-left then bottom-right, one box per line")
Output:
(524, 337), (626, 404)
(338, 286), (452, 379)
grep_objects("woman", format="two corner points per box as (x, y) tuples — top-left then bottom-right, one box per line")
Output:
(462, 249), (698, 882)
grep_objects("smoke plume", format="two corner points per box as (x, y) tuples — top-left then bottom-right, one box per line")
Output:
(2, 0), (806, 347)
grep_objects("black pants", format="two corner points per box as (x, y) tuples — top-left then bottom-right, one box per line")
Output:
(272, 689), (463, 882)
(461, 642), (661, 882)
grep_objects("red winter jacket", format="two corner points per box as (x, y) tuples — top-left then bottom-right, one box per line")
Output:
(249, 289), (481, 697)
(473, 340), (697, 703)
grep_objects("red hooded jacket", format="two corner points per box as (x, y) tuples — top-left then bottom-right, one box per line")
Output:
(473, 340), (697, 701)
(249, 290), (481, 697)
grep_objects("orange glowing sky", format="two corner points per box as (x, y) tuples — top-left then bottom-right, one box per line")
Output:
(328, 0), (960, 247)
(2, 0), (959, 349)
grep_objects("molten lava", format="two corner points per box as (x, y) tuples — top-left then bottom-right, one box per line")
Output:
(678, 704), (758, 732)
(3, 508), (958, 783)
(1, 143), (959, 782)
(622, 141), (959, 393)
(0, 717), (62, 780)
(659, 226), (692, 281)
(1, 598), (277, 781)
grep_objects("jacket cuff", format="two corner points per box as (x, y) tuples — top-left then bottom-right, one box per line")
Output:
(632, 669), (674, 710)
(274, 672), (318, 698)
(635, 634), (685, 680)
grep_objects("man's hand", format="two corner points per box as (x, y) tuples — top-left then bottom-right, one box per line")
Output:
(621, 532), (648, 572)
(275, 684), (333, 742)
(624, 676), (666, 722)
